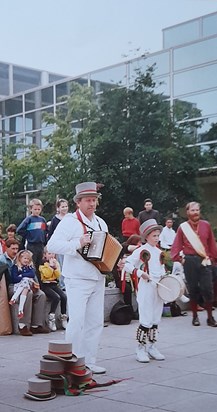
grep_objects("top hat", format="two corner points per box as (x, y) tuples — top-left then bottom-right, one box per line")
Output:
(73, 182), (100, 202)
(139, 219), (163, 240)
(24, 377), (56, 401)
(43, 340), (77, 363)
(64, 357), (88, 376)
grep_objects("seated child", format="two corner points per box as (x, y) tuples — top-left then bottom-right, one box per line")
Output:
(9, 250), (38, 319)
(39, 249), (67, 331)
(124, 219), (166, 363)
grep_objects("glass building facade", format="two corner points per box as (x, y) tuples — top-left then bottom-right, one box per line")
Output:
(1, 11), (217, 219)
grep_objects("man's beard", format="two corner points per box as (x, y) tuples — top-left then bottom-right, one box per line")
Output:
(189, 214), (200, 222)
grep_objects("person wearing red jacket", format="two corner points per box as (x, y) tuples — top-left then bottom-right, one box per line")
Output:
(171, 201), (217, 327)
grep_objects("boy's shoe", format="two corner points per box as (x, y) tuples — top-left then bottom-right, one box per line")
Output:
(86, 364), (106, 374)
(179, 295), (190, 304)
(207, 316), (217, 327)
(48, 313), (57, 331)
(148, 345), (165, 361)
(192, 315), (200, 326)
(60, 314), (68, 329)
(136, 343), (150, 363)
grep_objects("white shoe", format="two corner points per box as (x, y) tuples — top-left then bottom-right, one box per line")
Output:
(148, 345), (165, 361)
(86, 364), (106, 374)
(60, 314), (68, 329)
(48, 313), (57, 332)
(179, 295), (190, 303)
(136, 343), (150, 363)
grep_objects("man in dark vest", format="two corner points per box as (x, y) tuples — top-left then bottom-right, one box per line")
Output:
(138, 198), (160, 225)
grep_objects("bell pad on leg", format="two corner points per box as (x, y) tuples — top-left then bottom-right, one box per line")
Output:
(136, 324), (149, 345)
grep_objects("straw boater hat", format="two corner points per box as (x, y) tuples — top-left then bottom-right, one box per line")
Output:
(43, 340), (77, 362)
(139, 219), (163, 241)
(73, 182), (100, 202)
(24, 377), (56, 401)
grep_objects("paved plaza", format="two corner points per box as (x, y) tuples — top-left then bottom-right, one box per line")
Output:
(1, 310), (217, 412)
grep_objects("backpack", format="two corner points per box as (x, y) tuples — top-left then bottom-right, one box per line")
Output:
(110, 300), (133, 325)
(170, 301), (182, 317)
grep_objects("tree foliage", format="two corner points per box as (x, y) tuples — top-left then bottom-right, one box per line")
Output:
(0, 69), (213, 232)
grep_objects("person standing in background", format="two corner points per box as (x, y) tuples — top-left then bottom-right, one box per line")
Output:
(171, 201), (217, 327)
(48, 198), (69, 290)
(138, 198), (160, 225)
(159, 218), (176, 251)
(121, 207), (140, 241)
(17, 198), (48, 284)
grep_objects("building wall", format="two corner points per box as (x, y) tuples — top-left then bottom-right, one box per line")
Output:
(0, 11), (217, 209)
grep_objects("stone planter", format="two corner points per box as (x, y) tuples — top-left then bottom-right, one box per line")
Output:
(104, 287), (122, 322)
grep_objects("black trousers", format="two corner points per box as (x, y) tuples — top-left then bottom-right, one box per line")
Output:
(27, 243), (44, 284)
(41, 283), (67, 314)
(184, 255), (214, 303)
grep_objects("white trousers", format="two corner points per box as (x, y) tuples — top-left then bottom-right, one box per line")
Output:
(64, 276), (105, 365)
(137, 278), (163, 328)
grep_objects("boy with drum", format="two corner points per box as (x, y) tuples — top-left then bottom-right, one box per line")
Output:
(124, 219), (166, 363)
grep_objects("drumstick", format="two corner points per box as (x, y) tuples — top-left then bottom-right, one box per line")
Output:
(150, 279), (171, 292)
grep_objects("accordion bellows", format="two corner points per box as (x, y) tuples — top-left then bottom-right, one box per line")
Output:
(82, 232), (122, 273)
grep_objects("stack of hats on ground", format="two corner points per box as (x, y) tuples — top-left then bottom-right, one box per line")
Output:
(24, 340), (93, 401)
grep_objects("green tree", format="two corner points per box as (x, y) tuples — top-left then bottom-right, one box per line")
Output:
(1, 82), (98, 223)
(0, 70), (208, 233)
(86, 69), (205, 232)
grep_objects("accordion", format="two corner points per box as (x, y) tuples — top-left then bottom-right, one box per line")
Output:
(81, 231), (122, 274)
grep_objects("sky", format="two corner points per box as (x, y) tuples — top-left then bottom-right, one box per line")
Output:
(1, 0), (217, 77)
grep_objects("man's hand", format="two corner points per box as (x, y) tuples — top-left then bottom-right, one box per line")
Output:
(80, 233), (92, 248)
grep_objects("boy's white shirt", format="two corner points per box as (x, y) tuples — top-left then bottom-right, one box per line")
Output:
(124, 243), (165, 279)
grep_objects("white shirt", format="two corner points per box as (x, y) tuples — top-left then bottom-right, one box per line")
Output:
(124, 243), (165, 280)
(159, 226), (176, 249)
(47, 211), (108, 281)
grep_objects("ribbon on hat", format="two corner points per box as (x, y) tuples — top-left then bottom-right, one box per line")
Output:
(62, 375), (133, 396)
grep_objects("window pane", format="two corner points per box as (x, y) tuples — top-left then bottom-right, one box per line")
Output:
(55, 78), (88, 102)
(179, 116), (217, 145)
(56, 81), (71, 101)
(203, 13), (217, 37)
(25, 107), (53, 132)
(41, 87), (53, 107)
(90, 64), (127, 93)
(174, 37), (217, 71)
(174, 90), (217, 121)
(49, 73), (65, 83)
(4, 96), (23, 116)
(174, 64), (217, 96)
(13, 66), (41, 94)
(25, 90), (41, 111)
(163, 20), (200, 49)
(130, 52), (170, 80)
(0, 62), (9, 96)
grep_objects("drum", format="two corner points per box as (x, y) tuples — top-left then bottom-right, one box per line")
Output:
(157, 274), (185, 303)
